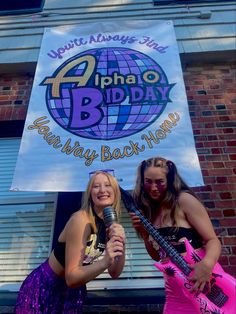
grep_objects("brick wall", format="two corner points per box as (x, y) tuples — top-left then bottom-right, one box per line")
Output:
(183, 62), (236, 276)
(0, 62), (235, 276)
(0, 74), (33, 121)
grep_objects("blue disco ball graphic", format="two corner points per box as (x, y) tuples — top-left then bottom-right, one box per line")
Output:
(42, 47), (174, 140)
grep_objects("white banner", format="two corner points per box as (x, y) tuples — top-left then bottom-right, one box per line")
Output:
(11, 20), (204, 191)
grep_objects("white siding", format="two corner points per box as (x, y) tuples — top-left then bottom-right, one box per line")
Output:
(0, 0), (235, 67)
(0, 138), (57, 291)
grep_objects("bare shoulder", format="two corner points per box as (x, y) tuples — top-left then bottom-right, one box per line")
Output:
(178, 191), (201, 204)
(66, 210), (90, 231)
(178, 193), (220, 243)
(59, 210), (91, 243)
(71, 209), (89, 221)
(178, 191), (206, 215)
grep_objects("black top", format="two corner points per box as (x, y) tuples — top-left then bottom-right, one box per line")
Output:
(53, 211), (106, 267)
(148, 227), (203, 259)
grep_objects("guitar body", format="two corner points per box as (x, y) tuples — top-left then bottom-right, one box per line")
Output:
(154, 239), (236, 314)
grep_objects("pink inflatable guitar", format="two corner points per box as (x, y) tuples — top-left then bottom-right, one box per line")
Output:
(154, 240), (236, 314)
(120, 187), (236, 314)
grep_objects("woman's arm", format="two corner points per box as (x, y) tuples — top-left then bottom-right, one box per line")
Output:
(64, 211), (125, 288)
(129, 212), (160, 261)
(179, 192), (222, 292)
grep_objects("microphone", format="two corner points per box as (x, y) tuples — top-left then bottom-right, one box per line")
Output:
(103, 207), (120, 261)
(103, 206), (117, 227)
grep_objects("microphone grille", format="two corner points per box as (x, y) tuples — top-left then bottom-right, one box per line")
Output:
(103, 206), (117, 227)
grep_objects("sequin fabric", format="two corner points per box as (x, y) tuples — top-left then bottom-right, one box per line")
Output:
(15, 260), (86, 314)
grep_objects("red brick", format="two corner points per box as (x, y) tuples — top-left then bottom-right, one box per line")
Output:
(215, 201), (236, 210)
(0, 95), (10, 100)
(232, 246), (236, 255)
(213, 184), (232, 191)
(204, 177), (216, 184)
(209, 169), (232, 176)
(209, 210), (223, 218)
(222, 266), (236, 277)
(212, 162), (225, 168)
(223, 237), (236, 245)
(227, 140), (236, 146)
(219, 192), (232, 199)
(0, 107), (13, 120)
(218, 255), (228, 265)
(223, 209), (236, 217)
(211, 148), (223, 154)
(229, 256), (236, 265)
(216, 177), (227, 183)
(228, 177), (236, 183)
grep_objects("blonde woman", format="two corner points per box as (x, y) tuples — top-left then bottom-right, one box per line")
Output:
(15, 171), (125, 313)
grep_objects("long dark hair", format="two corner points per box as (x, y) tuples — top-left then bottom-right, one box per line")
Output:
(133, 157), (195, 232)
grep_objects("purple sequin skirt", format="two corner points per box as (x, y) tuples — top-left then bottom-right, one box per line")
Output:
(15, 260), (86, 314)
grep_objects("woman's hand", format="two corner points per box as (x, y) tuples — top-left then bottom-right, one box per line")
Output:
(107, 223), (126, 243)
(105, 223), (126, 278)
(129, 212), (148, 239)
(104, 234), (124, 263)
(188, 259), (213, 293)
(129, 212), (160, 261)
(104, 223), (125, 265)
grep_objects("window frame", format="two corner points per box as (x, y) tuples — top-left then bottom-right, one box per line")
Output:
(0, 137), (57, 291)
(153, 0), (226, 5)
(0, 0), (45, 16)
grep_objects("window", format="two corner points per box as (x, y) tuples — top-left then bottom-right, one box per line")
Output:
(0, 0), (45, 16)
(0, 138), (57, 291)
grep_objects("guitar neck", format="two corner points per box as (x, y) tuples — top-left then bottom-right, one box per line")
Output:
(132, 207), (191, 275)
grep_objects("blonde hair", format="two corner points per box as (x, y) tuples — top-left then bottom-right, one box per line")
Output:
(81, 171), (121, 232)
